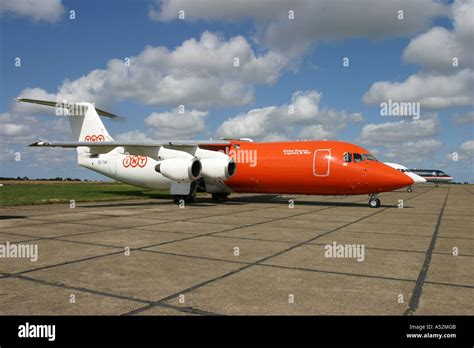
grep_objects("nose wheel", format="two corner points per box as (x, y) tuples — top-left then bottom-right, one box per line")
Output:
(369, 194), (381, 208)
(407, 186), (413, 193)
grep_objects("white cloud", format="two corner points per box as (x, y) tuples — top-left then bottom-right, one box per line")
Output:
(217, 107), (274, 139)
(363, 69), (474, 109)
(151, 0), (448, 58)
(460, 140), (474, 153)
(357, 115), (442, 163)
(115, 130), (150, 142)
(364, 0), (474, 110)
(439, 139), (474, 168)
(403, 27), (469, 73)
(384, 139), (442, 163)
(0, 0), (64, 23)
(14, 32), (288, 111)
(358, 116), (439, 146)
(0, 111), (71, 169)
(217, 90), (363, 140)
(403, 0), (474, 72)
(116, 108), (209, 140)
(452, 111), (474, 124)
(0, 112), (68, 144)
(145, 108), (208, 138)
(298, 125), (335, 140)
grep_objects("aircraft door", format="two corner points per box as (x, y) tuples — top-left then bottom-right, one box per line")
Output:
(108, 154), (117, 175)
(313, 149), (331, 176)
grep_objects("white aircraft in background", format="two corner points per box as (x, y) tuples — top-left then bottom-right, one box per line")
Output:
(384, 162), (427, 192)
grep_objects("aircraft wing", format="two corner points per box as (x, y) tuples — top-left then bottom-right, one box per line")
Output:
(29, 140), (231, 157)
(29, 140), (230, 148)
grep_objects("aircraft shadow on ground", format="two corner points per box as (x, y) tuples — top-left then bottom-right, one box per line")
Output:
(216, 196), (413, 208)
(79, 191), (414, 209)
(0, 215), (27, 220)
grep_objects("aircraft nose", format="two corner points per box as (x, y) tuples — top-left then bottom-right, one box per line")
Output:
(397, 171), (414, 187)
(379, 165), (414, 190)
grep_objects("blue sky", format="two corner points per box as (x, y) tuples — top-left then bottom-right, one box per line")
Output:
(1, 0), (473, 181)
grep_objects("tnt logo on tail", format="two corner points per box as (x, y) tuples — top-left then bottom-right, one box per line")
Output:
(84, 134), (105, 142)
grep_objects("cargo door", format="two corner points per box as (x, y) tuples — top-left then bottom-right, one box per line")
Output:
(313, 149), (331, 176)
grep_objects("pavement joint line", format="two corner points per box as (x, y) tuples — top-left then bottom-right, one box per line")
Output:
(0, 213), (224, 243)
(462, 187), (474, 195)
(432, 251), (474, 257)
(419, 233), (472, 241)
(139, 248), (253, 265)
(21, 202), (282, 233)
(123, 302), (221, 316)
(9, 249), (127, 276)
(121, 200), (359, 315)
(258, 263), (417, 283)
(1, 188), (444, 316)
(9, 203), (301, 276)
(201, 233), (474, 258)
(0, 233), (44, 244)
(123, 189), (433, 315)
(320, 229), (473, 240)
(7, 273), (150, 304)
(203, 232), (327, 245)
(3, 273), (222, 316)
(404, 187), (451, 316)
(424, 281), (474, 289)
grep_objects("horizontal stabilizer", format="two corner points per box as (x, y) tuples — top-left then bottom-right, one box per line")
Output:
(15, 98), (119, 119)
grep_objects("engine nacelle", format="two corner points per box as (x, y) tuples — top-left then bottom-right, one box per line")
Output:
(155, 158), (201, 183)
(200, 157), (236, 180)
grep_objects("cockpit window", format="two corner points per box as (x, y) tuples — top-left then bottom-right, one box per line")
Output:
(353, 153), (363, 162)
(343, 152), (352, 162)
(362, 154), (378, 161)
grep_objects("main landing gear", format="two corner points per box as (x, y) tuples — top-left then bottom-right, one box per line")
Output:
(368, 194), (381, 208)
(212, 192), (230, 202)
(173, 181), (197, 204)
(173, 194), (195, 204)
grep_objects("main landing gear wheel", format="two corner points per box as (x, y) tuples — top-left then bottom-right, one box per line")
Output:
(369, 197), (381, 208)
(173, 194), (195, 204)
(211, 193), (229, 202)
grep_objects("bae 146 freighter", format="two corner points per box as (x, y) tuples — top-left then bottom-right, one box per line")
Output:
(17, 98), (413, 208)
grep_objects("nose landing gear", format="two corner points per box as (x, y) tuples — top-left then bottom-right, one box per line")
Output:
(407, 186), (413, 192)
(369, 194), (381, 208)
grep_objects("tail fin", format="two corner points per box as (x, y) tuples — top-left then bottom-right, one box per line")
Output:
(14, 98), (117, 143)
(67, 102), (114, 142)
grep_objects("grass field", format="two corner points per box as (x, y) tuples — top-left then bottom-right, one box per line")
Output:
(0, 182), (171, 206)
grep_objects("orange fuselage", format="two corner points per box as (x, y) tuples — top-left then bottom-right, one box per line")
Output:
(208, 140), (413, 195)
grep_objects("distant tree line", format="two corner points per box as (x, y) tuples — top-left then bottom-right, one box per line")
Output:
(0, 177), (84, 181)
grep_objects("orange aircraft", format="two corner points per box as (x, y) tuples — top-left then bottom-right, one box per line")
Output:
(18, 98), (413, 208)
(204, 140), (413, 207)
